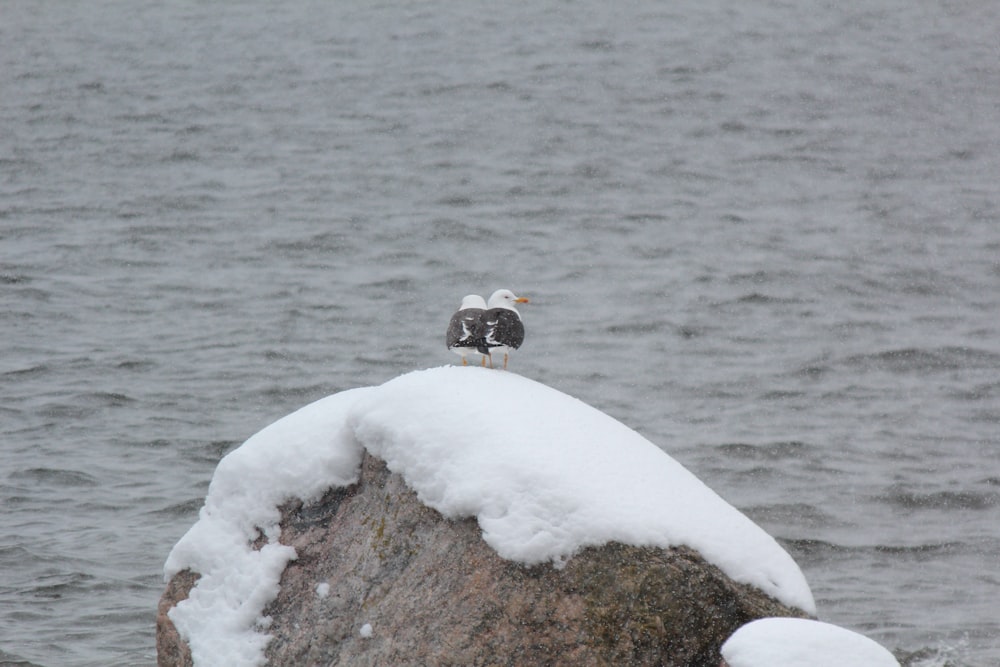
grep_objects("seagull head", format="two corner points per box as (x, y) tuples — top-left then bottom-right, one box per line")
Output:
(459, 294), (487, 310)
(487, 289), (529, 310)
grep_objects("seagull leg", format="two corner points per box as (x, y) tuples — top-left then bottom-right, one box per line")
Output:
(503, 353), (509, 370)
(480, 355), (486, 367)
(487, 352), (494, 369)
(462, 357), (468, 366)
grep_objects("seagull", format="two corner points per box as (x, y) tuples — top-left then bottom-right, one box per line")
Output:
(446, 294), (488, 366)
(483, 289), (529, 369)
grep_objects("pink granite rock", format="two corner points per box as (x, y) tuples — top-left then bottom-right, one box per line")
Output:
(158, 453), (809, 666)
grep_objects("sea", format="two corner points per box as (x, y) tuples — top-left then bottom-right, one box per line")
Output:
(2, 1), (998, 665)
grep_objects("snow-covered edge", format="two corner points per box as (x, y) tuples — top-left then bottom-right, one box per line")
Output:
(163, 388), (372, 666)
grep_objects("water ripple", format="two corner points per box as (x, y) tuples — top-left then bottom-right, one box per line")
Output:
(13, 468), (100, 488)
(877, 487), (1000, 512)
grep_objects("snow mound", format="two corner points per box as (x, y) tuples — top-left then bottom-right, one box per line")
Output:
(164, 366), (815, 666)
(722, 617), (900, 667)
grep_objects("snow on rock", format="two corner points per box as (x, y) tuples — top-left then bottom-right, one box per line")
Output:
(163, 366), (815, 667)
(359, 623), (373, 639)
(349, 367), (814, 612)
(721, 617), (900, 667)
(163, 389), (372, 667)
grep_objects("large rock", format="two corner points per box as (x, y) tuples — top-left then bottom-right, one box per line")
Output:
(158, 453), (809, 666)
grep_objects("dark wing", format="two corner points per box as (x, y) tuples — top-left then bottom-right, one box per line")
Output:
(483, 308), (525, 350)
(446, 308), (485, 349)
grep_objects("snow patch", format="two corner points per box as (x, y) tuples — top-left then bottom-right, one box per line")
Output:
(359, 623), (373, 639)
(722, 618), (899, 667)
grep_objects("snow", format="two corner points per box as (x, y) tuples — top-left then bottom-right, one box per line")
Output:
(315, 582), (329, 599)
(359, 623), (373, 638)
(163, 389), (370, 667)
(721, 618), (900, 667)
(165, 366), (816, 667)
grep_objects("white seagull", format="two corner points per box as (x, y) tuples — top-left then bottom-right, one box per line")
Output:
(445, 294), (488, 366)
(482, 288), (529, 369)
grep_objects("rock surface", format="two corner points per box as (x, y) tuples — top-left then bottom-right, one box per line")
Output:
(157, 569), (197, 667)
(158, 453), (810, 666)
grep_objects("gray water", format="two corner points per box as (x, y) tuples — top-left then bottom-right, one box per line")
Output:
(2, 1), (999, 665)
